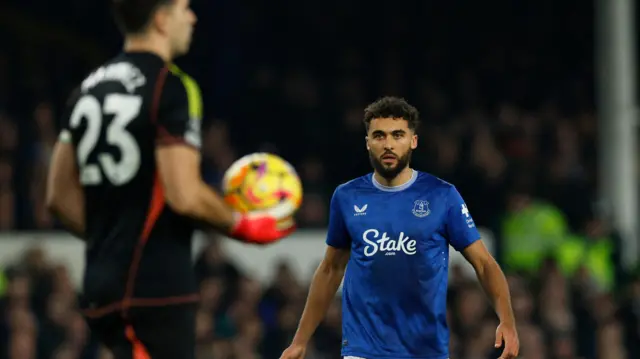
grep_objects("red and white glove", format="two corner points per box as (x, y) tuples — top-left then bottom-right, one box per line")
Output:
(229, 203), (297, 244)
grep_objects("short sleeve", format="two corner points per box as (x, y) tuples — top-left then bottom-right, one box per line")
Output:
(58, 87), (82, 144)
(155, 66), (202, 149)
(445, 186), (481, 252)
(325, 187), (352, 249)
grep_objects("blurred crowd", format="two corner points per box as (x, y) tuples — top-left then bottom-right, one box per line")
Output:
(1, 238), (640, 359)
(1, 0), (640, 358)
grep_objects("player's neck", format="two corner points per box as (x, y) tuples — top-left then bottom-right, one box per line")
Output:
(123, 35), (172, 63)
(374, 167), (414, 188)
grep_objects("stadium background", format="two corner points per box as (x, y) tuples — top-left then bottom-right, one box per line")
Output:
(0, 0), (639, 358)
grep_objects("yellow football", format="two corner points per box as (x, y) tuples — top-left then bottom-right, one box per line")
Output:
(222, 153), (303, 214)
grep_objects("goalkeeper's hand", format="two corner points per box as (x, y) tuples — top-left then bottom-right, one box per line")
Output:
(229, 202), (297, 244)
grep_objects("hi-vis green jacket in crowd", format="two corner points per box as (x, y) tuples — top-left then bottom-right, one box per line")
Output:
(501, 201), (568, 274)
(0, 270), (6, 296)
(555, 234), (615, 292)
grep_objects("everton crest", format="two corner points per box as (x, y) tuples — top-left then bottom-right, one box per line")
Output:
(412, 200), (430, 217)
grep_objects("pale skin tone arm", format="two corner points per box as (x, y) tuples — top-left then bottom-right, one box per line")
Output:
(462, 240), (520, 359)
(280, 246), (350, 359)
(46, 141), (85, 239)
(156, 145), (236, 231)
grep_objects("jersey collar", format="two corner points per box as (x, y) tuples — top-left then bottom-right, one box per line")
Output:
(371, 169), (418, 192)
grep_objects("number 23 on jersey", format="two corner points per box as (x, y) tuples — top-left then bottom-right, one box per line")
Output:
(60, 94), (143, 186)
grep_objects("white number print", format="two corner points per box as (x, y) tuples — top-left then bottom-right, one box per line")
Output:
(69, 94), (142, 186)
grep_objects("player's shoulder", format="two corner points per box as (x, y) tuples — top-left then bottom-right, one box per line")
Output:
(164, 64), (202, 102)
(415, 171), (453, 188)
(151, 64), (201, 112)
(167, 64), (195, 82)
(333, 174), (372, 197)
(415, 170), (458, 195)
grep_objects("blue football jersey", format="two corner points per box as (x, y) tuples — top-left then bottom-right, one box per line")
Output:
(326, 170), (480, 359)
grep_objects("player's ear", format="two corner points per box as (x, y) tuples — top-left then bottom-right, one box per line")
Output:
(365, 136), (370, 150)
(411, 134), (418, 150)
(153, 6), (171, 35)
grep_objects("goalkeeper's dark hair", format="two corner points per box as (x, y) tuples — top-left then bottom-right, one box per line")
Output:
(363, 96), (420, 132)
(111, 0), (174, 34)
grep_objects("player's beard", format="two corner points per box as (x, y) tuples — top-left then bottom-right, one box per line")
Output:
(369, 149), (412, 181)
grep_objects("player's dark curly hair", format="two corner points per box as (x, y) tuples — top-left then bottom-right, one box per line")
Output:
(111, 0), (174, 34)
(363, 96), (420, 132)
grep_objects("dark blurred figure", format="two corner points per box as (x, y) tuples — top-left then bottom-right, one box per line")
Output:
(620, 277), (640, 359)
(194, 236), (242, 311)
